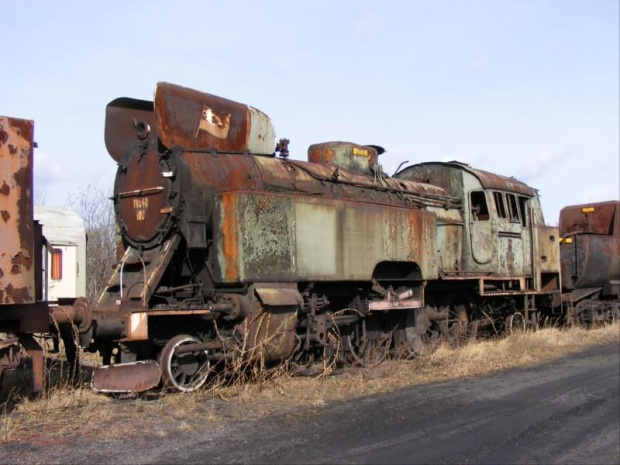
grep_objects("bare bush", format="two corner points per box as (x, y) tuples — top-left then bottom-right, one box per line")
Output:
(66, 184), (117, 303)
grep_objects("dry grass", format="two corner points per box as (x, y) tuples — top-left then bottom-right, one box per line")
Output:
(1, 323), (618, 444)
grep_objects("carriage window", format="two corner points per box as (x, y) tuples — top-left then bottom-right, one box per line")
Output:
(519, 196), (529, 227)
(507, 194), (520, 223)
(51, 249), (62, 281)
(493, 192), (507, 218)
(470, 191), (489, 221)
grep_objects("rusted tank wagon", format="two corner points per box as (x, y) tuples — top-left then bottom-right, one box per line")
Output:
(87, 83), (562, 393)
(0, 116), (89, 391)
(559, 201), (620, 325)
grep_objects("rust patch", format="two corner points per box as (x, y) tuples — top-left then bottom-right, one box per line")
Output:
(153, 82), (274, 155)
(397, 162), (536, 197)
(11, 250), (32, 271)
(221, 194), (239, 281)
(9, 118), (34, 141)
(2, 283), (32, 304)
(1, 116), (35, 306)
(560, 201), (620, 238)
(506, 239), (515, 275)
(308, 142), (379, 176)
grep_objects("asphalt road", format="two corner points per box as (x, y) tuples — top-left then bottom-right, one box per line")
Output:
(158, 343), (620, 465)
(3, 343), (619, 464)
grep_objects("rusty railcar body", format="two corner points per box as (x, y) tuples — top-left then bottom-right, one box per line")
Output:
(559, 201), (620, 325)
(0, 116), (47, 390)
(88, 83), (563, 393)
(0, 116), (90, 391)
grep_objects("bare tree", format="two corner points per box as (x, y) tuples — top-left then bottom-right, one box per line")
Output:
(66, 184), (117, 304)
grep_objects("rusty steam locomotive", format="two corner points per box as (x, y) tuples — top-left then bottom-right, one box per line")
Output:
(79, 81), (617, 394)
(3, 84), (618, 394)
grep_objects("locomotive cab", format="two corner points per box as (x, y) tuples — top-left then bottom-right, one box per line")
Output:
(395, 161), (561, 327)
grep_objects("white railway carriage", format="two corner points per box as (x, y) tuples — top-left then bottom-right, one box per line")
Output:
(34, 207), (86, 303)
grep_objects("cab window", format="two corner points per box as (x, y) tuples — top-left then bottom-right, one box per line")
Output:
(493, 192), (507, 218)
(518, 196), (529, 227)
(470, 191), (489, 221)
(507, 194), (520, 223)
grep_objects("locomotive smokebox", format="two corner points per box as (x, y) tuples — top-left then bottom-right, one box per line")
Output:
(106, 83), (278, 250)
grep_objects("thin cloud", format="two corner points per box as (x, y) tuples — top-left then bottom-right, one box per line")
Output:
(471, 54), (488, 72)
(34, 150), (74, 184)
(512, 149), (568, 180)
(354, 13), (384, 38)
(580, 185), (620, 204)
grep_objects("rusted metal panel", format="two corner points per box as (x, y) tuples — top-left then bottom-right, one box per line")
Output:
(126, 312), (148, 340)
(430, 207), (463, 273)
(154, 82), (276, 155)
(466, 165), (536, 197)
(399, 159), (549, 288)
(395, 162), (465, 197)
(215, 192), (295, 282)
(368, 298), (423, 311)
(397, 161), (537, 198)
(214, 191), (438, 283)
(559, 201), (620, 238)
(255, 283), (302, 306)
(496, 227), (525, 277)
(91, 360), (162, 393)
(308, 142), (380, 176)
(97, 235), (181, 307)
(561, 234), (620, 292)
(294, 201), (338, 277)
(115, 150), (175, 245)
(105, 97), (157, 163)
(470, 222), (494, 264)
(246, 292), (299, 363)
(534, 225), (561, 292)
(0, 116), (35, 305)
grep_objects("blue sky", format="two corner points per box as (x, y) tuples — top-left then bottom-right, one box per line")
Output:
(2, 0), (618, 223)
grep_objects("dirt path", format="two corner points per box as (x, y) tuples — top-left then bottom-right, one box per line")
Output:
(2, 342), (618, 464)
